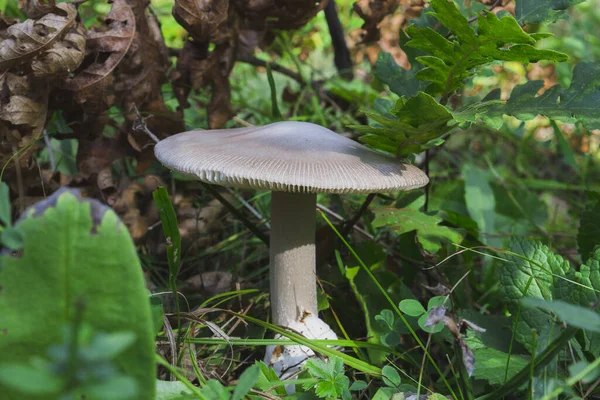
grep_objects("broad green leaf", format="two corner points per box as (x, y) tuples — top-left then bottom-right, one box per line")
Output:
(372, 208), (463, 253)
(577, 192), (600, 262)
(515, 0), (586, 24)
(499, 237), (571, 352)
(405, 0), (567, 95)
(398, 299), (426, 317)
(463, 335), (529, 385)
(37, 138), (79, 176)
(231, 365), (260, 400)
(0, 364), (62, 395)
(80, 376), (139, 400)
(381, 365), (401, 387)
(0, 189), (156, 400)
(461, 164), (496, 245)
(522, 298), (600, 332)
(0, 226), (24, 250)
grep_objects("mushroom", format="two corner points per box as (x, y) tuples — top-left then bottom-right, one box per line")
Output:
(154, 121), (428, 376)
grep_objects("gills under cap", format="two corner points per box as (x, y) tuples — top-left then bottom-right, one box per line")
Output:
(154, 121), (428, 194)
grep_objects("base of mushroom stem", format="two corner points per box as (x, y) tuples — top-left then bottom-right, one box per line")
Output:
(264, 312), (338, 382)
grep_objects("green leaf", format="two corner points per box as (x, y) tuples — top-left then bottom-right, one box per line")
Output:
(578, 192), (600, 262)
(418, 313), (444, 334)
(373, 207), (463, 254)
(0, 363), (62, 395)
(305, 358), (350, 399)
(551, 120), (581, 175)
(498, 237), (571, 352)
(350, 91), (453, 157)
(466, 63), (600, 130)
(463, 335), (529, 385)
(522, 298), (600, 332)
(231, 364), (260, 400)
(398, 299), (426, 317)
(0, 190), (156, 400)
(405, 0), (567, 96)
(81, 331), (137, 362)
(0, 182), (10, 226)
(374, 309), (395, 330)
(155, 380), (194, 400)
(515, 0), (586, 24)
(462, 162), (496, 245)
(0, 226), (24, 251)
(555, 246), (600, 310)
(153, 187), (182, 280)
(374, 52), (425, 98)
(81, 375), (139, 400)
(381, 365), (401, 387)
(150, 296), (164, 336)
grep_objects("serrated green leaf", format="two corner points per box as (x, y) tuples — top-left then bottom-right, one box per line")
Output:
(555, 246), (600, 309)
(374, 52), (425, 98)
(522, 298), (600, 332)
(515, 0), (585, 24)
(463, 63), (600, 130)
(0, 190), (156, 400)
(499, 237), (571, 352)
(463, 335), (529, 385)
(351, 91), (453, 157)
(578, 192), (600, 262)
(405, 0), (567, 96)
(373, 208), (463, 253)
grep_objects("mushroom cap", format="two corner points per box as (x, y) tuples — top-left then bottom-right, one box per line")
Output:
(154, 121), (428, 194)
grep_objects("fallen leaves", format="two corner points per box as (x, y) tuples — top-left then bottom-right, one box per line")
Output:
(64, 0), (136, 108)
(0, 3), (78, 71)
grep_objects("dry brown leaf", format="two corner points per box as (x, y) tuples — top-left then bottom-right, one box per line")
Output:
(353, 0), (400, 43)
(172, 0), (229, 42)
(64, 0), (136, 108)
(0, 73), (48, 131)
(0, 3), (78, 71)
(31, 22), (86, 78)
(19, 0), (56, 18)
(76, 135), (130, 179)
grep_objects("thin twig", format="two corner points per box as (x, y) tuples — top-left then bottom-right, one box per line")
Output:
(201, 182), (269, 246)
(132, 104), (160, 144)
(341, 193), (375, 236)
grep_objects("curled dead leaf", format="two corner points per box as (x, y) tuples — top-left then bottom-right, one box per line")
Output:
(19, 0), (56, 18)
(31, 22), (86, 78)
(0, 73), (48, 131)
(0, 3), (77, 71)
(172, 0), (229, 42)
(64, 0), (135, 108)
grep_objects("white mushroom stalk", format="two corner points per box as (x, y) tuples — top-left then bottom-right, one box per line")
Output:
(154, 121), (429, 380)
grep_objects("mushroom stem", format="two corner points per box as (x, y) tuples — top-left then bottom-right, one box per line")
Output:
(270, 191), (318, 327)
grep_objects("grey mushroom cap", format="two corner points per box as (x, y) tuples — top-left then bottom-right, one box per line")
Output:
(154, 121), (429, 194)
